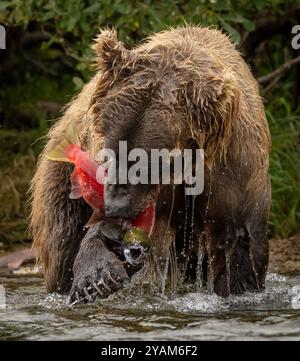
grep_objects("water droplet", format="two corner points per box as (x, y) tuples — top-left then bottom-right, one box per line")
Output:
(225, 249), (231, 294)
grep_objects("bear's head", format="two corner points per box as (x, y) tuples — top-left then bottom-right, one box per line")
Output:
(90, 29), (239, 220)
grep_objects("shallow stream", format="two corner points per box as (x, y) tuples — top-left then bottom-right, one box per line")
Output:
(0, 272), (299, 340)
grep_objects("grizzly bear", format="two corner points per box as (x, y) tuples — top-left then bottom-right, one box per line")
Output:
(30, 26), (271, 301)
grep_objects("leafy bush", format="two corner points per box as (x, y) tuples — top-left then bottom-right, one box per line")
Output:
(1, 0), (297, 79)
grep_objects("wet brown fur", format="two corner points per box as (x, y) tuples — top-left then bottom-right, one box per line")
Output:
(30, 26), (271, 296)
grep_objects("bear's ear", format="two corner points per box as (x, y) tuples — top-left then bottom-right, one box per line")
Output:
(93, 29), (134, 78)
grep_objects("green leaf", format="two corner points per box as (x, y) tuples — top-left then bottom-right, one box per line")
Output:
(72, 76), (84, 90)
(220, 19), (241, 42)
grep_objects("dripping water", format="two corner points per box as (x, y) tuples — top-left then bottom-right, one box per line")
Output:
(207, 243), (214, 293)
(164, 185), (177, 294)
(169, 241), (177, 296)
(151, 185), (177, 295)
(151, 251), (166, 294)
(195, 233), (205, 290)
(205, 170), (214, 293)
(182, 194), (191, 277)
(249, 243), (260, 289)
(189, 194), (196, 256)
(225, 247), (231, 294)
(161, 256), (170, 295)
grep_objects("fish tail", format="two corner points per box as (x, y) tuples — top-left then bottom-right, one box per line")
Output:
(46, 122), (80, 162)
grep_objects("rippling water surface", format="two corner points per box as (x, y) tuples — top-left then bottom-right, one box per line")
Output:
(0, 272), (300, 340)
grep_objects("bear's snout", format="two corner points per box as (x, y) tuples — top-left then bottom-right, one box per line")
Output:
(104, 184), (133, 219)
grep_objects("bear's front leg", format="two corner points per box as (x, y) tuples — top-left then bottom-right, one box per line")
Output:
(68, 223), (129, 305)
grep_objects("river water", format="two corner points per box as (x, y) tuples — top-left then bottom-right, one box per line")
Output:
(0, 272), (299, 340)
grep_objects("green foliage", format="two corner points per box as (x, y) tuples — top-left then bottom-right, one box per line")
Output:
(0, 0), (300, 241)
(0, 73), (74, 129)
(0, 129), (45, 243)
(268, 99), (300, 238)
(1, 0), (297, 79)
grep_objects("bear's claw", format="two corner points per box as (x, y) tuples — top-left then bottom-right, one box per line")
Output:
(68, 225), (129, 306)
(68, 269), (128, 305)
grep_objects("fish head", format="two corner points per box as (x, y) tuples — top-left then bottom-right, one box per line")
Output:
(122, 227), (151, 266)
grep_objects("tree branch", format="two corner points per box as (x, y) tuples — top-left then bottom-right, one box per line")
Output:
(258, 55), (300, 84)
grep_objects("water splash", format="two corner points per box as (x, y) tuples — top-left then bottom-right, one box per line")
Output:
(1, 272), (299, 340)
(39, 293), (69, 310)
